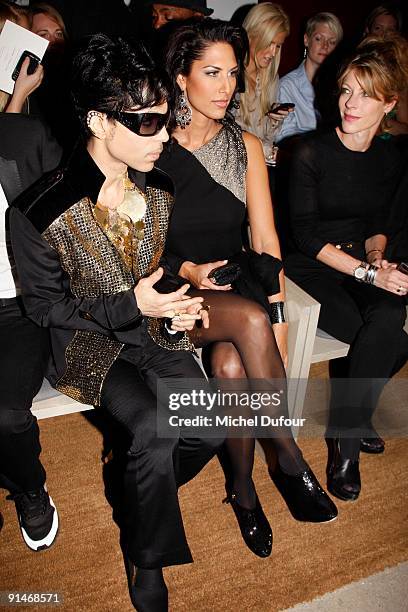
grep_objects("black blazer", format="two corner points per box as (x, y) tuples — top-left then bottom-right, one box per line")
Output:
(10, 145), (179, 391)
(0, 114), (62, 203)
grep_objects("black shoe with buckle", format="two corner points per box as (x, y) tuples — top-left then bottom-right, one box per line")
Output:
(270, 463), (338, 522)
(223, 492), (272, 558)
(7, 486), (59, 551)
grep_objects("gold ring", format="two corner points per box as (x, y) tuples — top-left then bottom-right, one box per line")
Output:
(172, 312), (182, 321)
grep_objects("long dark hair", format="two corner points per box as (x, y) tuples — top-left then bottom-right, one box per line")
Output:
(164, 18), (248, 121)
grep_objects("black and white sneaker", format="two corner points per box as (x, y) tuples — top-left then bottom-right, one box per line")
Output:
(7, 486), (59, 551)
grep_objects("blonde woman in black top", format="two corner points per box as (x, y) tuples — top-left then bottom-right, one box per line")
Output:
(285, 35), (408, 501)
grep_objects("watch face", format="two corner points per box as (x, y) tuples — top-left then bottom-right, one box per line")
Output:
(354, 266), (366, 280)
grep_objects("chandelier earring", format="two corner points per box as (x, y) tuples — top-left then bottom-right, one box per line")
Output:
(231, 92), (240, 110)
(303, 46), (308, 59)
(175, 91), (192, 129)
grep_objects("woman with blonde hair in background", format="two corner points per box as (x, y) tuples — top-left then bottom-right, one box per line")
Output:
(277, 12), (343, 142)
(31, 2), (68, 49)
(235, 2), (292, 166)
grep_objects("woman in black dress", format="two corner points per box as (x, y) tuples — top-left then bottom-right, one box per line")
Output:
(158, 19), (338, 559)
(284, 35), (408, 501)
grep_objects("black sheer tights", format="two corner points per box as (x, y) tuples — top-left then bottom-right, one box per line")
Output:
(189, 291), (307, 508)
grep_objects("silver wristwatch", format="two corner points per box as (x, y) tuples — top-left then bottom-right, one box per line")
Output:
(353, 262), (369, 282)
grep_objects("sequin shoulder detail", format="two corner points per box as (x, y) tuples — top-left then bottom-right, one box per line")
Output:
(192, 117), (247, 204)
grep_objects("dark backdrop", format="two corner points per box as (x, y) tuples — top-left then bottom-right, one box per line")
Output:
(45, 1), (407, 76)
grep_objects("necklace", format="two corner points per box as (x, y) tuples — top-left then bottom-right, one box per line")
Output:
(119, 173), (147, 238)
(93, 171), (147, 271)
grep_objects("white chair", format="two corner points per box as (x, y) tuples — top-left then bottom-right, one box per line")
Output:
(285, 283), (408, 423)
(32, 379), (92, 420)
(285, 278), (349, 424)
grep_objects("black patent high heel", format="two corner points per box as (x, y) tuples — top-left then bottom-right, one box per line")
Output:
(326, 438), (361, 501)
(269, 463), (338, 522)
(223, 492), (272, 558)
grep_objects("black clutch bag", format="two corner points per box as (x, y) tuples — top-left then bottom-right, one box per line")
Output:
(208, 262), (241, 286)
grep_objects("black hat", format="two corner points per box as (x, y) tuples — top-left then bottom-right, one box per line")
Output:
(144, 0), (213, 16)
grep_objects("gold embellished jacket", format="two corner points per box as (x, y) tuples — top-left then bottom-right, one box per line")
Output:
(10, 146), (190, 406)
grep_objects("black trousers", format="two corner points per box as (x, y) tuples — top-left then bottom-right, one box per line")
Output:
(100, 335), (223, 569)
(285, 253), (408, 458)
(0, 300), (49, 493)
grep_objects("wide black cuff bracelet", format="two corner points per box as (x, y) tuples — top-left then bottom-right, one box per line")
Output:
(364, 264), (377, 285)
(270, 301), (285, 324)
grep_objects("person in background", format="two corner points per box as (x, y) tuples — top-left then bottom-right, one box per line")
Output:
(0, 1), (43, 114)
(363, 6), (407, 138)
(363, 3), (402, 37)
(0, 111), (62, 551)
(144, 0), (212, 30)
(285, 35), (408, 502)
(234, 3), (292, 167)
(31, 2), (67, 48)
(276, 12), (343, 143)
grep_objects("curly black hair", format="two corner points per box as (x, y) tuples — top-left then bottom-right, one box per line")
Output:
(71, 33), (170, 139)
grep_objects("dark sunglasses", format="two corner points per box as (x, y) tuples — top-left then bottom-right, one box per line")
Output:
(111, 111), (170, 136)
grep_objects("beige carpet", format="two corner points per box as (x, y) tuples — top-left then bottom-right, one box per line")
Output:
(1, 367), (407, 611)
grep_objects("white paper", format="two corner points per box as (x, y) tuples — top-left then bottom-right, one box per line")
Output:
(0, 20), (48, 95)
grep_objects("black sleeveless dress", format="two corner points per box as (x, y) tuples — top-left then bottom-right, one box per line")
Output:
(158, 118), (282, 309)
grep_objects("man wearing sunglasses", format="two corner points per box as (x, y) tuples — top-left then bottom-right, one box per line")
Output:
(9, 34), (222, 611)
